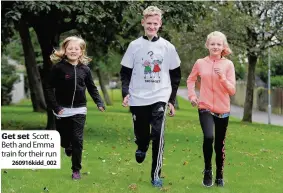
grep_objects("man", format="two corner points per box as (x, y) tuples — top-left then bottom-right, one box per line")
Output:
(120, 6), (181, 187)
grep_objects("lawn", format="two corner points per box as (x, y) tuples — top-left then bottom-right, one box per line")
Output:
(1, 89), (283, 193)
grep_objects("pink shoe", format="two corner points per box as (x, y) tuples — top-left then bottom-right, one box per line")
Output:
(72, 171), (81, 180)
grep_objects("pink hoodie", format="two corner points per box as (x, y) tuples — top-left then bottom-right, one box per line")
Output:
(187, 56), (236, 114)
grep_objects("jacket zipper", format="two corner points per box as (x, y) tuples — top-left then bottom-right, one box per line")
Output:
(71, 65), (77, 108)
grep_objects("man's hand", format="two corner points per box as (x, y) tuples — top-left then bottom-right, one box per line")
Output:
(168, 102), (175, 117)
(58, 109), (64, 115)
(122, 94), (130, 107)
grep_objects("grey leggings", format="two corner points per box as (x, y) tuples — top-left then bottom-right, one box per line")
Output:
(198, 109), (229, 179)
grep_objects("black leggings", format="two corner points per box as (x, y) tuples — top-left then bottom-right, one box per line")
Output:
(198, 110), (229, 179)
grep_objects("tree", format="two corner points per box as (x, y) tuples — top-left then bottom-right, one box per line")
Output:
(2, 29), (43, 67)
(1, 1), (132, 129)
(2, 2), (46, 112)
(2, 1), (206, 129)
(183, 1), (283, 122)
(77, 1), (129, 106)
(17, 19), (46, 111)
(257, 46), (283, 83)
(78, 1), (206, 104)
(1, 1), (105, 129)
(1, 57), (20, 105)
(106, 1), (206, 88)
(234, 1), (283, 122)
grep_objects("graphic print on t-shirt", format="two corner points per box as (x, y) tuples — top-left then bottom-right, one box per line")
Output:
(142, 51), (163, 83)
(143, 59), (152, 79)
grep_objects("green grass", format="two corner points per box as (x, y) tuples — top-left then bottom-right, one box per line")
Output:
(1, 89), (283, 193)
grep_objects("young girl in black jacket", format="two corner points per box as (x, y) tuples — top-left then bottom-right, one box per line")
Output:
(45, 36), (105, 180)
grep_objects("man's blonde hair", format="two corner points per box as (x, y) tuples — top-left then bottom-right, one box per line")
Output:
(143, 6), (163, 19)
(50, 36), (92, 65)
(205, 31), (232, 56)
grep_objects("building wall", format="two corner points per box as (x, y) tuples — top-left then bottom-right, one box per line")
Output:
(11, 73), (25, 104)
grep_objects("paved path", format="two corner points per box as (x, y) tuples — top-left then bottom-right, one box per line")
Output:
(177, 88), (283, 126)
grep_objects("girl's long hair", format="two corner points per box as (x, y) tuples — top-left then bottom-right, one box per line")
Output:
(50, 36), (92, 65)
(205, 31), (232, 57)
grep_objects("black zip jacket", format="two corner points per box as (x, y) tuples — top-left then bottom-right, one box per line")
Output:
(44, 60), (105, 113)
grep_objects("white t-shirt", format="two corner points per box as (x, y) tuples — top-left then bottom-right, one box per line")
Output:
(121, 37), (181, 106)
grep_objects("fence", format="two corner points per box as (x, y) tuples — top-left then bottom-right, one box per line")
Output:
(231, 81), (283, 115)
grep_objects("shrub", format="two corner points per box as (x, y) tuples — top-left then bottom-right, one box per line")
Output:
(271, 76), (283, 88)
(235, 64), (246, 80)
(256, 87), (267, 111)
(1, 57), (20, 105)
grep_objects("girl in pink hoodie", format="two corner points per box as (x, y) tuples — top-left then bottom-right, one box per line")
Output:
(187, 31), (236, 187)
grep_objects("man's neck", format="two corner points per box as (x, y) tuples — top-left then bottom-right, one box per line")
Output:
(143, 35), (159, 42)
(147, 35), (155, 41)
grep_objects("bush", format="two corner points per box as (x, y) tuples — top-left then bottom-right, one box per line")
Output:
(256, 87), (267, 111)
(235, 64), (246, 80)
(1, 57), (20, 105)
(271, 76), (283, 88)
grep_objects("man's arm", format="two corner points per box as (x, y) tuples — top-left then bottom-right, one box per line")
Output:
(120, 65), (133, 98)
(169, 66), (181, 106)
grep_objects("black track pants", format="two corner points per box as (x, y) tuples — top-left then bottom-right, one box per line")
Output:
(55, 114), (86, 172)
(130, 102), (167, 181)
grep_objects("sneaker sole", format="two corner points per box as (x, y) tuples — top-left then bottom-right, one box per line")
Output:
(215, 183), (225, 187)
(151, 181), (163, 187)
(202, 181), (213, 187)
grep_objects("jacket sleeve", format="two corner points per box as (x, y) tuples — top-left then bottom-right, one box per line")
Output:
(44, 65), (62, 114)
(120, 65), (133, 98)
(169, 66), (181, 106)
(186, 61), (199, 101)
(219, 62), (236, 96)
(85, 68), (105, 108)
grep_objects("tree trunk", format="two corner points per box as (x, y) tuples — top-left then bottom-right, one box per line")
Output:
(32, 16), (76, 130)
(33, 27), (60, 130)
(17, 20), (46, 112)
(242, 53), (258, 122)
(95, 68), (112, 106)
